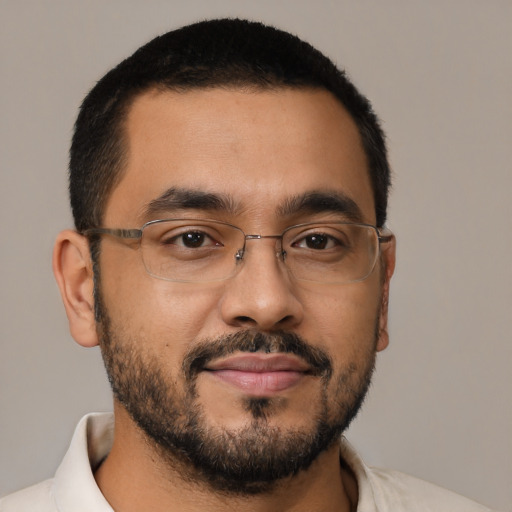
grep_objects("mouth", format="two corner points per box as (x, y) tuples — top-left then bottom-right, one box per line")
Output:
(203, 353), (313, 396)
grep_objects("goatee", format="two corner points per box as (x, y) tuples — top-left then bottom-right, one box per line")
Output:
(96, 293), (376, 495)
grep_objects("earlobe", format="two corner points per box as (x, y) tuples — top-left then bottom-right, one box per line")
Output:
(53, 230), (99, 347)
(376, 235), (396, 352)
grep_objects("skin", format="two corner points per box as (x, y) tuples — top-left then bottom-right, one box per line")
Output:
(53, 87), (395, 512)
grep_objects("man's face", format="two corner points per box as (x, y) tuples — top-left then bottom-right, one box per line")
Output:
(95, 88), (394, 493)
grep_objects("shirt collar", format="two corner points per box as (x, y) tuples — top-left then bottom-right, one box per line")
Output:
(53, 413), (114, 511)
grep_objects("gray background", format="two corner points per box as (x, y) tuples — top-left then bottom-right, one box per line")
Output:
(1, 1), (511, 510)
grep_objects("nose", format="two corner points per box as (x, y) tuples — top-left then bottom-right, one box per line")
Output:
(219, 237), (304, 331)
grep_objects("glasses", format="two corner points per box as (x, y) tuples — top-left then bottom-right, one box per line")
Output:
(84, 219), (392, 284)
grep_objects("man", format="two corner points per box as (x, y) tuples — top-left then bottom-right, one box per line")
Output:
(0, 18), (496, 512)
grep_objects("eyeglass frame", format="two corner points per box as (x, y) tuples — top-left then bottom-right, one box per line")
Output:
(82, 218), (393, 284)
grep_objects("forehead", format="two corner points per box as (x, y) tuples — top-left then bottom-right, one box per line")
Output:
(105, 87), (375, 226)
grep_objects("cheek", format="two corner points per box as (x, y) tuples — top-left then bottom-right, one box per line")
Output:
(98, 248), (225, 358)
(299, 279), (382, 360)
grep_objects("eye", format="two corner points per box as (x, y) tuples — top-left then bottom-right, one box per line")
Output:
(164, 230), (221, 249)
(293, 233), (340, 250)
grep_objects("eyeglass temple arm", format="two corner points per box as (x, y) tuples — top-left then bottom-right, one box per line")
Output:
(82, 227), (142, 239)
(378, 234), (393, 244)
(378, 227), (393, 244)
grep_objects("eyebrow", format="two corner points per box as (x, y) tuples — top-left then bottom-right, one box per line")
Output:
(143, 187), (240, 218)
(143, 187), (363, 223)
(277, 190), (364, 222)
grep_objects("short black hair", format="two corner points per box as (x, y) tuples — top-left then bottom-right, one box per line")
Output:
(70, 18), (390, 232)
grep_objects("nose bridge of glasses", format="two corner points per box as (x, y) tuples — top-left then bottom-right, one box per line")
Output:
(235, 233), (285, 262)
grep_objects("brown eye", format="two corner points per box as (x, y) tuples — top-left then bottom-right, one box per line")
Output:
(294, 233), (339, 250)
(181, 232), (207, 248)
(163, 231), (220, 248)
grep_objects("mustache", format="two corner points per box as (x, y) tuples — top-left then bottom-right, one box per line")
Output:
(183, 331), (333, 381)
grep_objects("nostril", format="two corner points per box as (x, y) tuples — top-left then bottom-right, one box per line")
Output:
(235, 315), (256, 325)
(277, 314), (295, 327)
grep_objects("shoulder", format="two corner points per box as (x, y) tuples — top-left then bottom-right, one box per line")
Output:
(340, 438), (497, 512)
(366, 466), (496, 511)
(1, 413), (115, 512)
(0, 480), (57, 512)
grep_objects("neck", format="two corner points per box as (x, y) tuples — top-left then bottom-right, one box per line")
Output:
(94, 406), (357, 512)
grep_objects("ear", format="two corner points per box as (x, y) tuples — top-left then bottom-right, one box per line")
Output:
(376, 234), (396, 352)
(53, 230), (99, 347)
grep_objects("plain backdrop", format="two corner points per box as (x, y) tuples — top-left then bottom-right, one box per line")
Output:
(1, 1), (511, 510)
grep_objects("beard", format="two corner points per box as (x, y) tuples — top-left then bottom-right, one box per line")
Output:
(95, 290), (377, 495)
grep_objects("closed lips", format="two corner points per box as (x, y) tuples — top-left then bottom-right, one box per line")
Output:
(204, 354), (312, 395)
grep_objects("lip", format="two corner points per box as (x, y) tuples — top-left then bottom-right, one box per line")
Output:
(203, 354), (311, 396)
